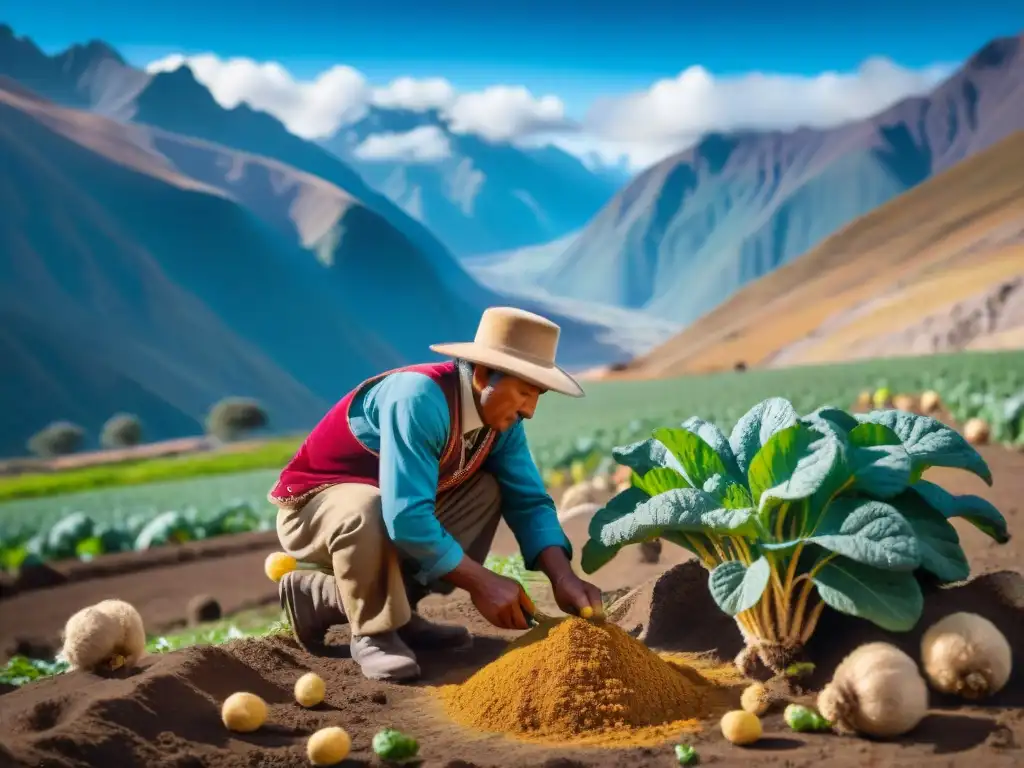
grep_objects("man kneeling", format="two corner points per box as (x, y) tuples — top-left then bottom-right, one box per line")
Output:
(268, 307), (604, 681)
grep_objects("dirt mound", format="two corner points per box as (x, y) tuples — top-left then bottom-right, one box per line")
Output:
(436, 615), (742, 746)
(606, 560), (744, 658)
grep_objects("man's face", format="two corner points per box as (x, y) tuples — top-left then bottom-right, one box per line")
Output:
(472, 365), (545, 432)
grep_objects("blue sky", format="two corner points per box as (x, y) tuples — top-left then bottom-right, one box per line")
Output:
(6, 0), (1020, 116)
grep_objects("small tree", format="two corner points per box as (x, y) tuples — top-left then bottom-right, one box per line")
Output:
(27, 421), (85, 458)
(205, 397), (268, 442)
(100, 413), (143, 449)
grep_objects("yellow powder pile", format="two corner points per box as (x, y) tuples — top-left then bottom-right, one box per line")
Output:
(436, 617), (742, 747)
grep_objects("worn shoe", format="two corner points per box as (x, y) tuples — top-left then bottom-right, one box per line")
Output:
(350, 632), (421, 682)
(279, 570), (347, 652)
(397, 612), (472, 650)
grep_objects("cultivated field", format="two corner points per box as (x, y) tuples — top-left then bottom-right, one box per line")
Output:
(1, 352), (1023, 768)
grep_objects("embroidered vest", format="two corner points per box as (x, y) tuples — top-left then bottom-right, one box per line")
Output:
(268, 361), (496, 510)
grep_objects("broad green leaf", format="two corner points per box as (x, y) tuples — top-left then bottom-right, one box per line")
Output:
(847, 426), (912, 499)
(708, 558), (771, 615)
(653, 427), (728, 488)
(911, 480), (1010, 544)
(680, 416), (744, 481)
(729, 397), (800, 476)
(894, 492), (970, 583)
(806, 406), (860, 433)
(747, 423), (841, 512)
(598, 488), (757, 550)
(855, 410), (992, 486)
(848, 423), (902, 447)
(632, 467), (692, 496)
(586, 486), (649, 541)
(703, 474), (755, 509)
(612, 438), (680, 475)
(580, 538), (617, 574)
(813, 557), (924, 631)
(789, 498), (919, 571)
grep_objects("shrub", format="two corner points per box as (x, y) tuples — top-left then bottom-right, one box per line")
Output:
(100, 413), (143, 449)
(205, 397), (268, 442)
(581, 397), (1009, 674)
(27, 421), (85, 458)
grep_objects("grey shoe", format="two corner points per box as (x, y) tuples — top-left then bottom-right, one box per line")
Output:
(350, 632), (421, 682)
(398, 612), (472, 650)
(279, 570), (347, 652)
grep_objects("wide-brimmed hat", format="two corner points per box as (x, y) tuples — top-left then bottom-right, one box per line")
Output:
(430, 307), (584, 398)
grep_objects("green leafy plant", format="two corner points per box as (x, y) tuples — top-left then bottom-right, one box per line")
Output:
(581, 397), (1009, 673)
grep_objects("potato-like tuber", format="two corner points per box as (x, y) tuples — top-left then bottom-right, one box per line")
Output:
(221, 692), (267, 732)
(921, 612), (1012, 700)
(265, 552), (298, 583)
(62, 599), (146, 672)
(817, 642), (928, 738)
(720, 710), (762, 745)
(740, 682), (772, 715)
(920, 390), (941, 413)
(892, 394), (917, 413)
(307, 726), (351, 766)
(294, 672), (326, 708)
(963, 418), (990, 445)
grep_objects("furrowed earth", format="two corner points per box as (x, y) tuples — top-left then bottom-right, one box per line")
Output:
(0, 440), (1022, 767)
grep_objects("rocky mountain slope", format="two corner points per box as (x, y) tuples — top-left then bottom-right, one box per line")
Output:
(323, 107), (626, 256)
(608, 129), (1024, 379)
(515, 33), (1024, 327)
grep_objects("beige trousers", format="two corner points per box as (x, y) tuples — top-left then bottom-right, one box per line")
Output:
(276, 471), (502, 636)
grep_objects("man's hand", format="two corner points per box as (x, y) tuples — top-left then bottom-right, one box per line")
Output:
(551, 571), (604, 618)
(444, 556), (535, 630)
(535, 545), (603, 618)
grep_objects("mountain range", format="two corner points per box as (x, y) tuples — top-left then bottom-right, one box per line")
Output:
(0, 26), (666, 456)
(498, 33), (1024, 328)
(321, 107), (627, 256)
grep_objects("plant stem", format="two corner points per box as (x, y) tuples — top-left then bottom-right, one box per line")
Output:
(799, 600), (826, 646)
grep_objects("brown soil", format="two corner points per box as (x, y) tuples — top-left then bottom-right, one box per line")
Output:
(0, 443), (1020, 767)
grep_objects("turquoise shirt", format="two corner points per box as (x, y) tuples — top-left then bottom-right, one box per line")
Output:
(349, 370), (571, 585)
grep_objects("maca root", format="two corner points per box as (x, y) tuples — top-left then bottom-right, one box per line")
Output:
(734, 639), (803, 680)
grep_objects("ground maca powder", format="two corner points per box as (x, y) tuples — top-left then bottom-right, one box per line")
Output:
(435, 616), (741, 746)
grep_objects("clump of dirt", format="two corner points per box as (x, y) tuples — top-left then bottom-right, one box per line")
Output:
(606, 560), (743, 658)
(435, 615), (743, 746)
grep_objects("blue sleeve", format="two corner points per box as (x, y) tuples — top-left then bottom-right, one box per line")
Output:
(375, 372), (465, 584)
(485, 422), (572, 570)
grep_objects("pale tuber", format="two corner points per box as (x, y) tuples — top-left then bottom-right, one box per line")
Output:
(307, 726), (351, 766)
(294, 672), (326, 708)
(920, 390), (941, 414)
(62, 598), (147, 672)
(817, 642), (928, 738)
(921, 612), (1012, 700)
(963, 418), (990, 445)
(221, 692), (267, 732)
(740, 682), (772, 715)
(720, 710), (762, 745)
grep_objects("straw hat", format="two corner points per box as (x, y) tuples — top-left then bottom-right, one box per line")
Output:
(430, 307), (585, 398)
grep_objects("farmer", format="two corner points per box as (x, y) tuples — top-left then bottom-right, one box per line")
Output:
(268, 307), (604, 682)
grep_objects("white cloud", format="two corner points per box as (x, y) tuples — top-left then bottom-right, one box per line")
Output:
(445, 86), (570, 142)
(353, 126), (452, 162)
(371, 77), (456, 111)
(145, 52), (955, 170)
(145, 54), (567, 144)
(585, 57), (953, 146)
(146, 53), (369, 139)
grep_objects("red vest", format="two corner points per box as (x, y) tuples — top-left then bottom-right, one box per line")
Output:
(269, 361), (496, 510)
